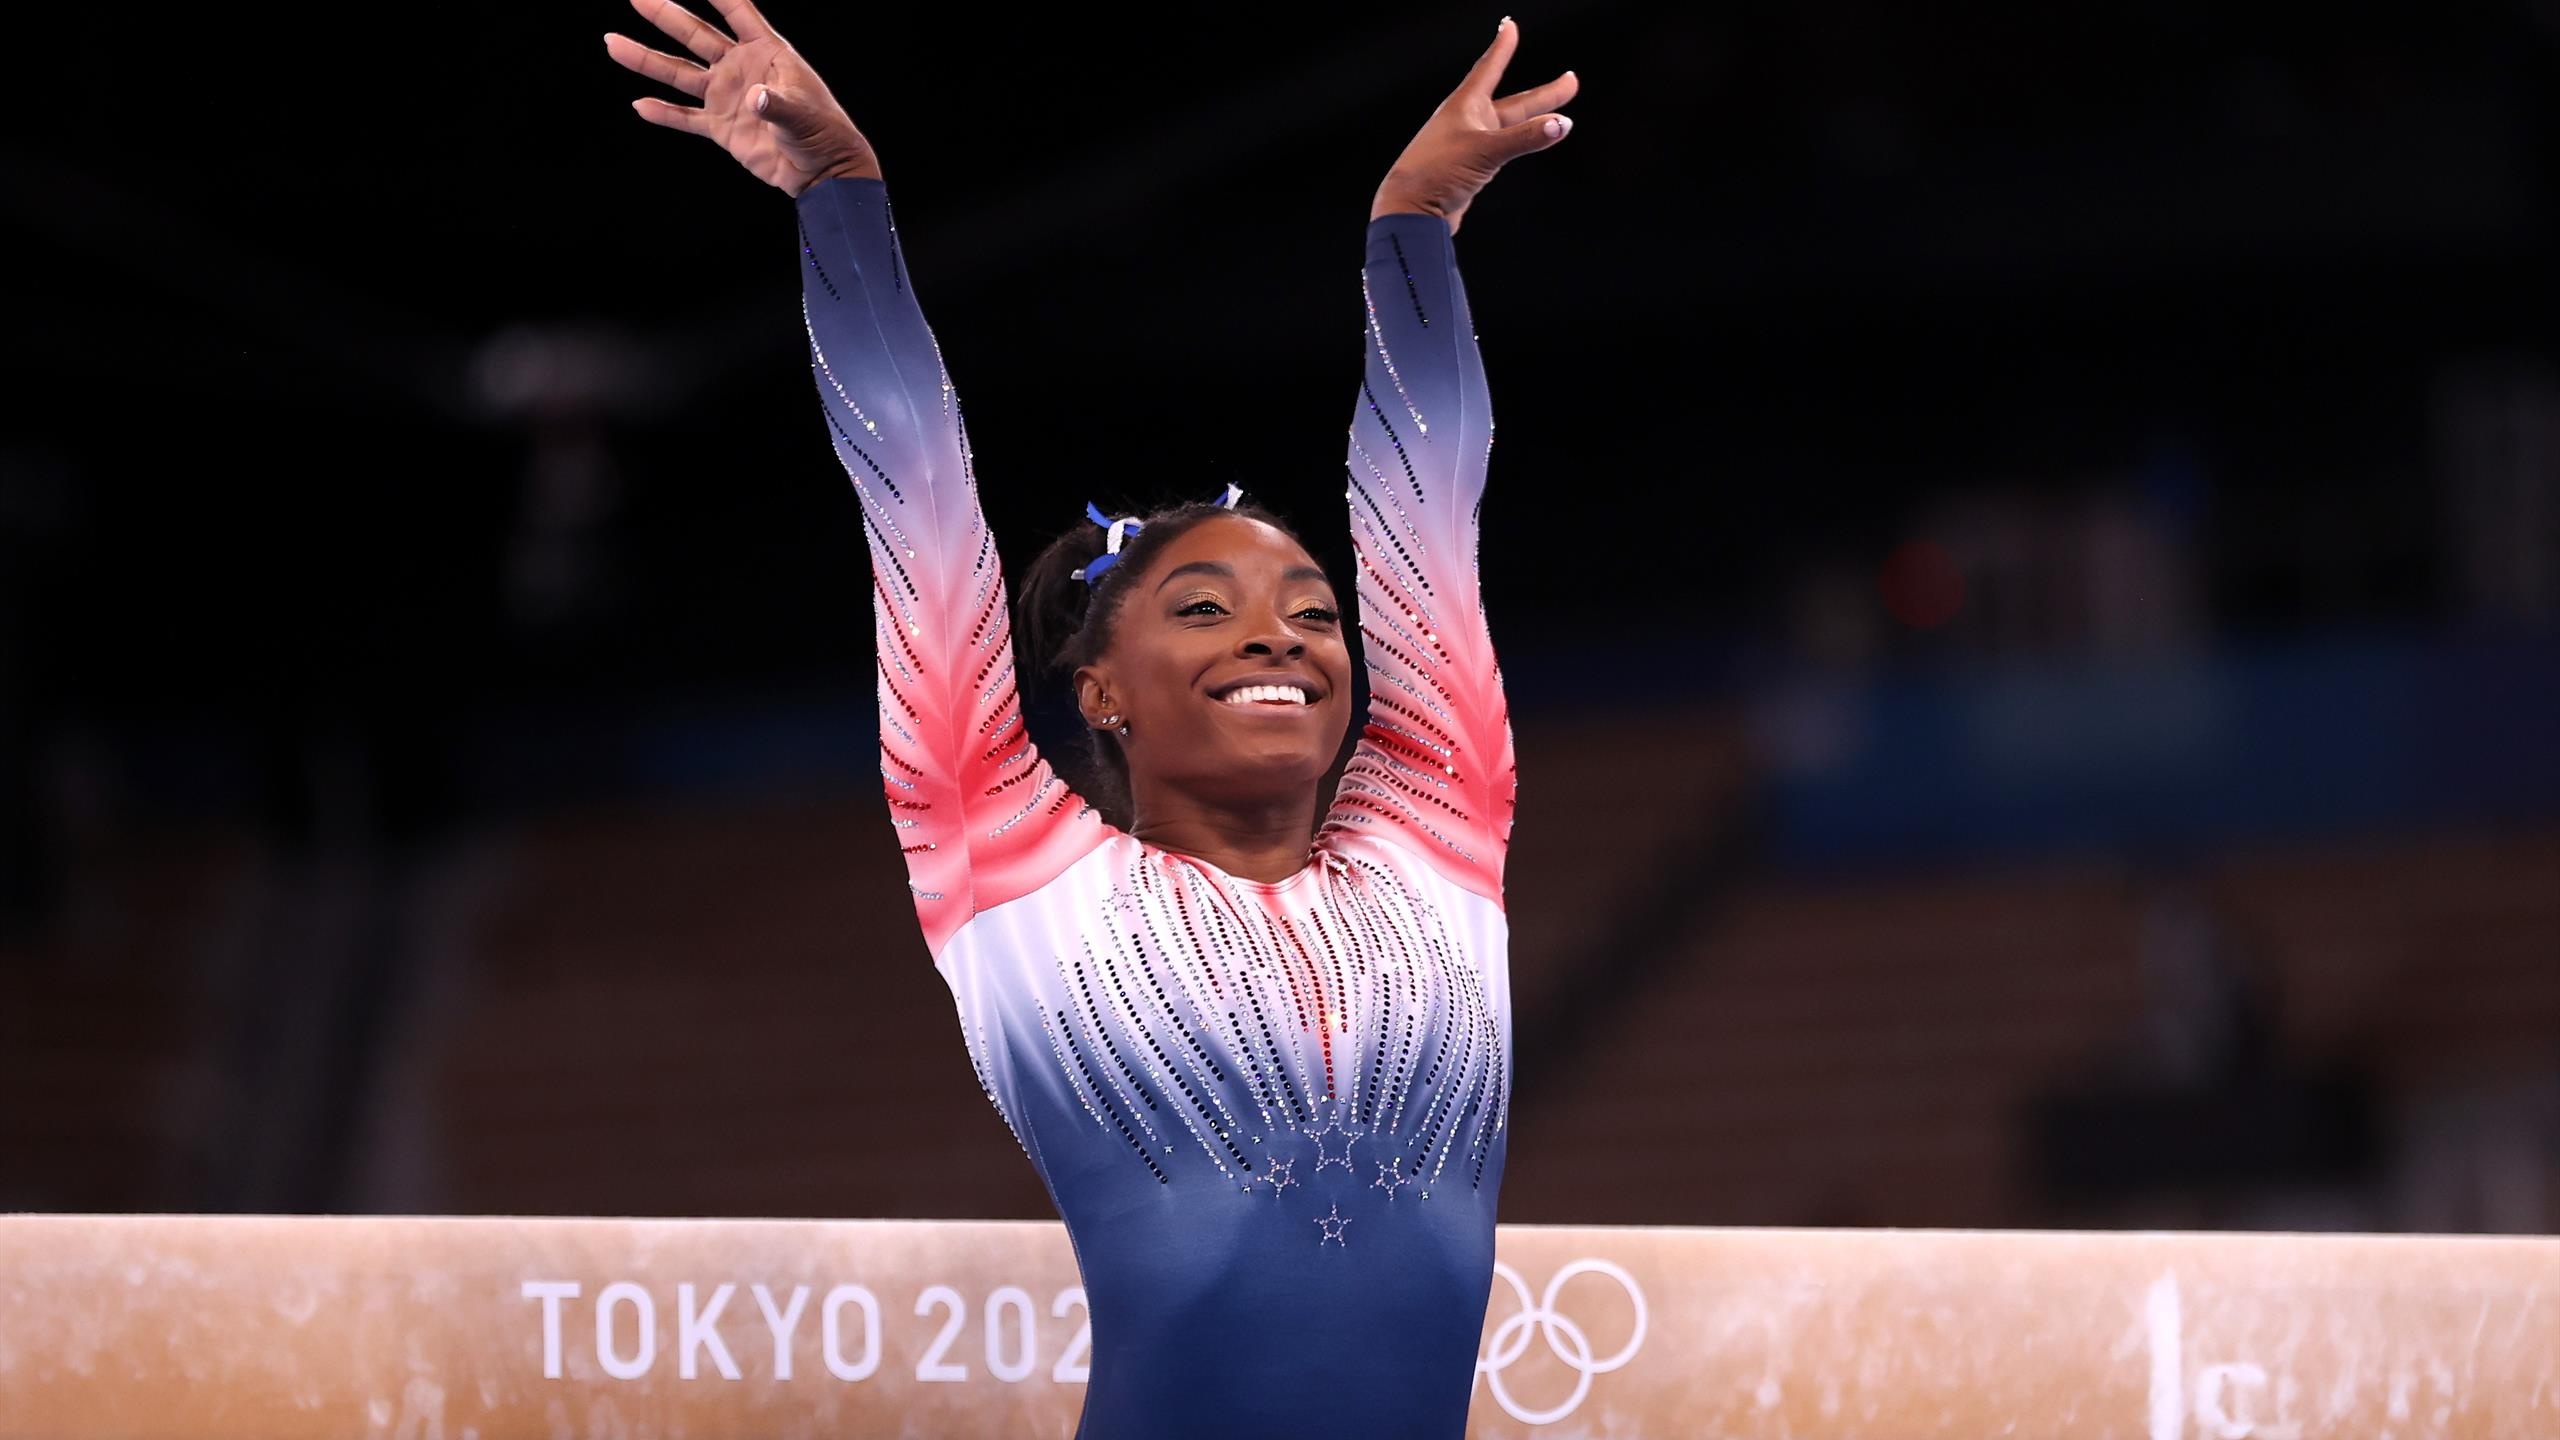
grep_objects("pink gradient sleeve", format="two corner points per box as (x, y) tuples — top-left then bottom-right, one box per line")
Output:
(1322, 212), (1519, 903)
(796, 177), (1106, 959)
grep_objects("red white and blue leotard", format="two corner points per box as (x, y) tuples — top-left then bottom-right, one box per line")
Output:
(796, 175), (1516, 1439)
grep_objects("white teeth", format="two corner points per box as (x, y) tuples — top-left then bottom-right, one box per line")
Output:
(1220, 683), (1310, 706)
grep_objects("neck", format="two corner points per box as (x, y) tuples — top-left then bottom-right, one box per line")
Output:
(1127, 786), (1319, 884)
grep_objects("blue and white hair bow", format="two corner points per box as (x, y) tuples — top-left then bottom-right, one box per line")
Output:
(1072, 484), (1245, 586)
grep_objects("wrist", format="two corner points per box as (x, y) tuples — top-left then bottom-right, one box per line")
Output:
(1370, 197), (1459, 239)
(1370, 178), (1444, 223)
(792, 155), (885, 200)
(817, 158), (884, 188)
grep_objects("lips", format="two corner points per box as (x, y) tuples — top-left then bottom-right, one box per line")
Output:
(1208, 673), (1325, 709)
(1219, 683), (1314, 707)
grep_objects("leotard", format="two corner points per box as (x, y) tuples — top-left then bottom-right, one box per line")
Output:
(795, 174), (1516, 1438)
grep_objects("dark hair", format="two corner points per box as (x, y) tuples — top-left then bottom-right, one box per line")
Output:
(1013, 496), (1316, 829)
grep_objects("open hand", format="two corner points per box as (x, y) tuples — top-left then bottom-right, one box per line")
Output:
(605, 0), (881, 197)
(1373, 17), (1578, 236)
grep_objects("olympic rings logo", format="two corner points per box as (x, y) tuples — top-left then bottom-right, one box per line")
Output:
(1474, 1258), (1648, 1425)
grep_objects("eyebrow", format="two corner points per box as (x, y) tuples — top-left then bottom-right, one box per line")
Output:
(1153, 560), (1333, 593)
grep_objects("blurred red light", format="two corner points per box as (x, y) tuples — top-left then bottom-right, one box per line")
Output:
(1880, 539), (1965, 629)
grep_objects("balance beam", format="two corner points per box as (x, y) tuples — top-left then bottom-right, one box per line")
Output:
(3, 1215), (2553, 1437)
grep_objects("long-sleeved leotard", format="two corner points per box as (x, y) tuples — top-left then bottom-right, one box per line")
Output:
(796, 175), (1515, 1440)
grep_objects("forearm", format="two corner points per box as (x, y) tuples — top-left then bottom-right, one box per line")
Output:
(1353, 210), (1489, 527)
(794, 176), (965, 504)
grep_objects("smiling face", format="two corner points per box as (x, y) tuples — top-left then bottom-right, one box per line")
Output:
(1074, 512), (1355, 811)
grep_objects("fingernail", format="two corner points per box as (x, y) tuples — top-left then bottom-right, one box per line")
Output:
(1545, 116), (1570, 139)
(1499, 15), (1512, 28)
(754, 86), (770, 114)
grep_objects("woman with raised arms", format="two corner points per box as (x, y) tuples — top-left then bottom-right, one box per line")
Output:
(605, 6), (1575, 1431)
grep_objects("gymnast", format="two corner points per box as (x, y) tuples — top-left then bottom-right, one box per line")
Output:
(606, 5), (1574, 1431)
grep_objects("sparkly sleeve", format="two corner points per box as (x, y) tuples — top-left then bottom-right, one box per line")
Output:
(795, 176), (1108, 960)
(1321, 211), (1518, 903)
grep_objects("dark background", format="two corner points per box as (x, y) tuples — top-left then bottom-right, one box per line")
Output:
(5, 1), (2556, 1229)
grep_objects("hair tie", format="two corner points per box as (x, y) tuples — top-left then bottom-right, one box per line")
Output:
(1070, 485), (1246, 587)
(1069, 501), (1144, 585)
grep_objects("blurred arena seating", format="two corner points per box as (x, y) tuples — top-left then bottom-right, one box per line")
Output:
(4, 712), (2554, 1230)
(0, 832), (244, 1210)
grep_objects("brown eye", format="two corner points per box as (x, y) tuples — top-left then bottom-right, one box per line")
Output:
(1297, 606), (1339, 623)
(1177, 599), (1226, 617)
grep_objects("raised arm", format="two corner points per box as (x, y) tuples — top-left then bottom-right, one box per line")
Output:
(797, 178), (1101, 956)
(1320, 18), (1576, 901)
(608, 0), (1103, 960)
(1325, 210), (1515, 897)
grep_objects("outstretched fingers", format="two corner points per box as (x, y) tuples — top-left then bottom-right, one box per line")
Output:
(630, 0), (735, 64)
(1494, 69), (1577, 129)
(705, 0), (777, 44)
(1457, 16), (1521, 103)
(630, 95), (715, 138)
(604, 32), (710, 100)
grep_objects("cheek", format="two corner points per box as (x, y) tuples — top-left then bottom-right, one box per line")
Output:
(1320, 633), (1355, 683)
(1123, 635), (1214, 713)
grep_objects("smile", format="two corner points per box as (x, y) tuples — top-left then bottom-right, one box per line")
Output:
(1217, 683), (1315, 708)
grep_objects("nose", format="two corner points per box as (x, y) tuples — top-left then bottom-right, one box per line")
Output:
(1238, 618), (1308, 658)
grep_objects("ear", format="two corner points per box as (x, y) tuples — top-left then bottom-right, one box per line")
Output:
(1072, 663), (1117, 727)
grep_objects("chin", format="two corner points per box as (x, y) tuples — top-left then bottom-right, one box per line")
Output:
(1184, 729), (1333, 801)
(1223, 738), (1332, 782)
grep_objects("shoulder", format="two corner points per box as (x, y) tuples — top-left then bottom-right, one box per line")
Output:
(943, 827), (1139, 954)
(1317, 819), (1504, 913)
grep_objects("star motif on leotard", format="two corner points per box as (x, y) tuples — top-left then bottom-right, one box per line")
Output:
(1258, 1156), (1297, 1196)
(1101, 882), (1142, 917)
(1372, 1159), (1409, 1199)
(1314, 1202), (1353, 1247)
(1305, 1123), (1361, 1173)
